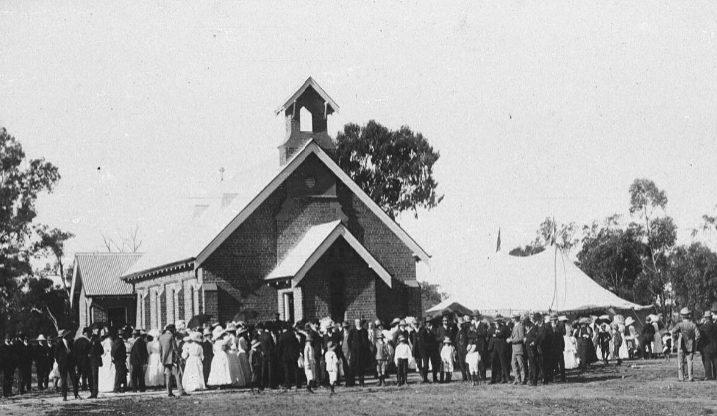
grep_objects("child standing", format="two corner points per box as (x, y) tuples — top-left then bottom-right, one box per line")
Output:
(440, 337), (456, 383)
(324, 341), (340, 396)
(611, 323), (623, 366)
(465, 340), (481, 386)
(394, 335), (412, 386)
(662, 332), (672, 363)
(303, 336), (316, 394)
(248, 339), (263, 393)
(374, 333), (390, 386)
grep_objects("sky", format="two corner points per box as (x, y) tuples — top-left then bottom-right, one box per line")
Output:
(1, 1), (716, 296)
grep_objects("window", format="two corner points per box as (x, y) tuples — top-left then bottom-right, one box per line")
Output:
(300, 106), (313, 132)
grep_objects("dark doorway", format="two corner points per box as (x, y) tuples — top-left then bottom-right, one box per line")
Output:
(108, 307), (127, 328)
(329, 272), (345, 322)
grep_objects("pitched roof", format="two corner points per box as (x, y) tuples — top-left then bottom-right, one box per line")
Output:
(122, 140), (430, 281)
(266, 220), (392, 287)
(274, 77), (340, 116)
(72, 253), (142, 299)
(433, 248), (651, 314)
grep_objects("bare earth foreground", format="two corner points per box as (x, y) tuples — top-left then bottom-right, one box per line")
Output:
(2, 360), (716, 416)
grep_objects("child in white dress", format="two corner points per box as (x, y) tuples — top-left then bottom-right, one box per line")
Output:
(465, 340), (481, 386)
(440, 337), (456, 383)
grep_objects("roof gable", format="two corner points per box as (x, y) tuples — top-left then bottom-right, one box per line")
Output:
(195, 141), (430, 266)
(123, 140), (430, 281)
(72, 253), (143, 300)
(275, 77), (340, 116)
(266, 220), (393, 287)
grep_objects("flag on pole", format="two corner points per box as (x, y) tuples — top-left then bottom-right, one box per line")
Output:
(496, 228), (501, 252)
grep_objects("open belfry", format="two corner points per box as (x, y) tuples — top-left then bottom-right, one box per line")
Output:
(114, 77), (430, 329)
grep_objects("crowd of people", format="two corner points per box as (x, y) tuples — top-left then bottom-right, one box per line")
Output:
(0, 305), (715, 401)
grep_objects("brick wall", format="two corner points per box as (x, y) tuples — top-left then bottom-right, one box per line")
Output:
(300, 237), (379, 322)
(200, 153), (421, 324)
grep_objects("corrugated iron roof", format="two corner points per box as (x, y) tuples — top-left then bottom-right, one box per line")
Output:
(75, 252), (142, 296)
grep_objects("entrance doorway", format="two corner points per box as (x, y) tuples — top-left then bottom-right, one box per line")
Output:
(108, 307), (127, 327)
(329, 272), (345, 322)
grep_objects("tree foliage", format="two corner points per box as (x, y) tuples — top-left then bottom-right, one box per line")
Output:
(668, 242), (717, 314)
(335, 120), (443, 219)
(419, 280), (447, 310)
(0, 127), (65, 333)
(628, 179), (677, 315)
(577, 216), (645, 303)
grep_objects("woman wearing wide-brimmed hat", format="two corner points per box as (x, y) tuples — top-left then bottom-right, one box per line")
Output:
(575, 318), (593, 372)
(181, 332), (206, 392)
(207, 327), (233, 387)
(144, 329), (164, 388)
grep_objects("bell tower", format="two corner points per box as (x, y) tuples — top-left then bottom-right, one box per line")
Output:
(275, 77), (340, 165)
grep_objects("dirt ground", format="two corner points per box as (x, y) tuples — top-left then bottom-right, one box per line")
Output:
(2, 359), (716, 416)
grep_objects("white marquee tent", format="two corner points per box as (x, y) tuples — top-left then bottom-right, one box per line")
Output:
(427, 247), (652, 316)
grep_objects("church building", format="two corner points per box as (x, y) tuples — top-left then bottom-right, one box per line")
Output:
(121, 77), (430, 329)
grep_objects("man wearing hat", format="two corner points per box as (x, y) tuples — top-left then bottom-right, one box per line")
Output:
(671, 308), (700, 382)
(201, 328), (213, 385)
(348, 319), (370, 387)
(55, 329), (80, 401)
(255, 322), (275, 390)
(488, 315), (511, 384)
(548, 313), (566, 382)
(339, 321), (353, 386)
(508, 313), (527, 385)
(34, 334), (52, 390)
(129, 329), (148, 392)
(15, 332), (31, 395)
(455, 317), (471, 382)
(525, 313), (544, 386)
(111, 329), (128, 393)
(417, 319), (439, 383)
(73, 328), (93, 396)
(276, 324), (301, 391)
(88, 328), (103, 399)
(159, 324), (187, 397)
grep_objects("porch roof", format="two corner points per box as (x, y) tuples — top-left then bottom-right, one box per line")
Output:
(265, 220), (392, 288)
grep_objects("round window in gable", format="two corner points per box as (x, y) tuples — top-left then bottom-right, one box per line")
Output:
(304, 176), (316, 190)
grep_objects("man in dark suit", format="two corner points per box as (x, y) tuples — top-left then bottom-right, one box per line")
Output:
(34, 335), (52, 390)
(88, 328), (103, 398)
(539, 316), (554, 384)
(256, 323), (275, 390)
(111, 330), (128, 393)
(201, 328), (213, 385)
(73, 328), (92, 395)
(455, 317), (471, 382)
(488, 316), (511, 384)
(549, 313), (566, 382)
(276, 325), (300, 391)
(417, 319), (439, 383)
(348, 319), (370, 387)
(15, 333), (32, 394)
(55, 329), (80, 401)
(525, 318), (540, 386)
(1, 333), (16, 397)
(129, 330), (148, 392)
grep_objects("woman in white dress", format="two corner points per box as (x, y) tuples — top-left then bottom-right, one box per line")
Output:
(236, 328), (252, 387)
(564, 332), (579, 369)
(225, 324), (246, 387)
(145, 330), (164, 387)
(98, 333), (116, 393)
(182, 332), (206, 392)
(207, 327), (233, 387)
